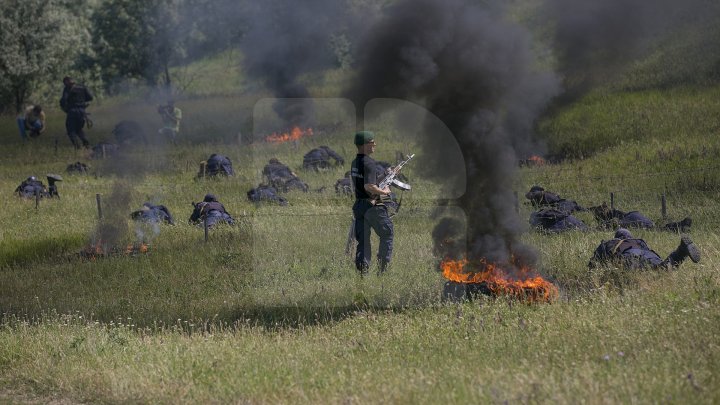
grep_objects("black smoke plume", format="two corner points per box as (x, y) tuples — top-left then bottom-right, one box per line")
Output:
(240, 0), (348, 128)
(345, 0), (559, 268)
(543, 0), (720, 103)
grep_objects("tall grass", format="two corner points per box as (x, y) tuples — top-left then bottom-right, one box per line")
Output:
(1, 56), (720, 404)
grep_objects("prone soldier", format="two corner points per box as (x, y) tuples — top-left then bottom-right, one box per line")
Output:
(589, 228), (700, 270)
(189, 194), (235, 228)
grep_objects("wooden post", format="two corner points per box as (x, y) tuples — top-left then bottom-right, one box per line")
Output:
(661, 194), (667, 220)
(199, 161), (207, 179)
(204, 216), (209, 242)
(35, 189), (40, 210)
(96, 193), (103, 220)
(185, 160), (189, 173)
(610, 192), (615, 211)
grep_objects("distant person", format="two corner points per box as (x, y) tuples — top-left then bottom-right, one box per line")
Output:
(529, 207), (589, 233)
(199, 154), (234, 177)
(131, 202), (175, 225)
(588, 202), (692, 233)
(16, 105), (46, 140)
(112, 120), (147, 144)
(335, 171), (353, 195)
(66, 161), (89, 174)
(525, 185), (584, 214)
(59, 76), (93, 148)
(589, 228), (700, 270)
(303, 146), (345, 171)
(189, 194), (235, 228)
(157, 100), (182, 142)
(14, 176), (50, 199)
(247, 184), (288, 206)
(262, 158), (308, 192)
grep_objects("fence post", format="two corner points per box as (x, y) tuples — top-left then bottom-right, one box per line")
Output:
(661, 194), (667, 220)
(204, 216), (209, 242)
(35, 189), (40, 210)
(96, 193), (103, 220)
(610, 192), (614, 211)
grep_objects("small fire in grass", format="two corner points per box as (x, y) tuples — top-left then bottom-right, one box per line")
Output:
(519, 155), (546, 167)
(265, 126), (313, 144)
(80, 240), (149, 260)
(441, 257), (558, 303)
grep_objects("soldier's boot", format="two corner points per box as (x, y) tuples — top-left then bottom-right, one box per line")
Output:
(680, 235), (701, 263)
(665, 236), (701, 267)
(356, 262), (369, 277)
(377, 260), (389, 276)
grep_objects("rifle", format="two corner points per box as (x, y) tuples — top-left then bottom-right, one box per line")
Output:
(378, 153), (415, 191)
(374, 153), (414, 207)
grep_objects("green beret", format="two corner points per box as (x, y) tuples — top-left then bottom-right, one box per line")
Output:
(354, 131), (375, 145)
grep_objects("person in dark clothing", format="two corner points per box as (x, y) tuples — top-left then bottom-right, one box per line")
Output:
(589, 228), (700, 270)
(201, 154), (235, 177)
(15, 176), (50, 199)
(351, 131), (394, 276)
(588, 202), (692, 232)
(303, 146), (345, 171)
(262, 158), (308, 192)
(525, 185), (584, 214)
(66, 161), (89, 174)
(60, 76), (93, 149)
(335, 171), (353, 195)
(131, 202), (175, 225)
(112, 120), (147, 144)
(247, 184), (288, 206)
(529, 207), (589, 233)
(189, 193), (235, 228)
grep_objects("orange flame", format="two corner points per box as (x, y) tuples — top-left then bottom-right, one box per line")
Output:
(81, 240), (149, 259)
(527, 155), (546, 166)
(441, 258), (558, 303)
(265, 126), (313, 143)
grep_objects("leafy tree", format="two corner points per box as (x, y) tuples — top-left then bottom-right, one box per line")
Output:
(0, 0), (91, 113)
(91, 0), (246, 92)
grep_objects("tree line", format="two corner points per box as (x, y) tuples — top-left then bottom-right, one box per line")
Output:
(0, 0), (248, 114)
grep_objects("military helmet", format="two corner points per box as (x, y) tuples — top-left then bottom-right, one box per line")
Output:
(614, 228), (632, 239)
(529, 185), (544, 192)
(203, 193), (218, 202)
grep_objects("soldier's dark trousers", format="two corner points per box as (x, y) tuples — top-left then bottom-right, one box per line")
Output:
(66, 109), (89, 148)
(353, 199), (394, 273)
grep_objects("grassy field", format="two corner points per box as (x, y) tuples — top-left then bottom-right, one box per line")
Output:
(1, 52), (720, 403)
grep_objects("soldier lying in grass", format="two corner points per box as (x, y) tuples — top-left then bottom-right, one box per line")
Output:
(588, 228), (700, 270)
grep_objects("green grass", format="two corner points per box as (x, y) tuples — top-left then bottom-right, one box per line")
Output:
(1, 42), (720, 404)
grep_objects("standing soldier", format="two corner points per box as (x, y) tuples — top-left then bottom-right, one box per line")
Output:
(60, 77), (93, 149)
(158, 100), (182, 142)
(351, 131), (394, 276)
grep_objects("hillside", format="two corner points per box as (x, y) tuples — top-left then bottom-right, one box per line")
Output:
(1, 4), (720, 403)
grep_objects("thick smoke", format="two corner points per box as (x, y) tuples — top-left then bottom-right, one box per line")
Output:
(95, 180), (133, 248)
(345, 0), (559, 268)
(240, 0), (348, 128)
(544, 0), (720, 102)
